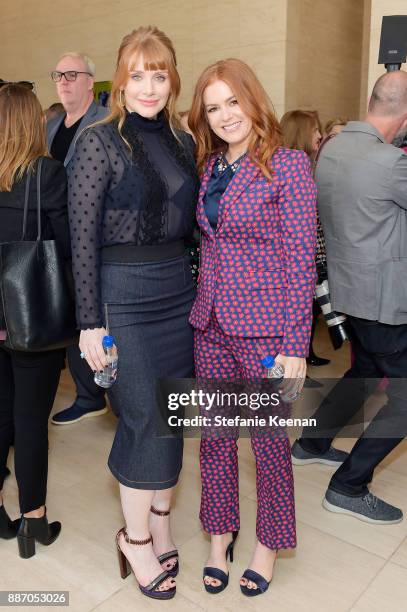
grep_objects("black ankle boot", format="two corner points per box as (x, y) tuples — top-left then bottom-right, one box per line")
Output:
(0, 505), (19, 540)
(17, 513), (61, 559)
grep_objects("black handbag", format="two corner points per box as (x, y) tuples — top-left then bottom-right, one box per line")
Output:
(0, 158), (77, 351)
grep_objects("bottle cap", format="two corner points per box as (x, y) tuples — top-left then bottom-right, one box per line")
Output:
(261, 355), (275, 368)
(102, 335), (114, 349)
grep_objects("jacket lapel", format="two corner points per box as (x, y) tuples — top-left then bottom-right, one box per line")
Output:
(197, 153), (261, 238)
(197, 155), (216, 238)
(64, 102), (98, 167)
(216, 154), (260, 233)
(47, 114), (65, 150)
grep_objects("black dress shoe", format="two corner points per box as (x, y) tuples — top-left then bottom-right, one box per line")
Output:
(306, 355), (330, 367)
(17, 513), (61, 558)
(304, 375), (323, 389)
(0, 505), (19, 540)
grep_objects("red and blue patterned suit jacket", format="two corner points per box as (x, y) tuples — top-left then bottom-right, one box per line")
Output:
(189, 147), (317, 357)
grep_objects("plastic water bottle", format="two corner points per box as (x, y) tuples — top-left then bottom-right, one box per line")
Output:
(94, 335), (118, 388)
(261, 355), (285, 379)
(260, 354), (300, 402)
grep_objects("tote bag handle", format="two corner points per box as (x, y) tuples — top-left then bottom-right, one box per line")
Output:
(20, 157), (44, 241)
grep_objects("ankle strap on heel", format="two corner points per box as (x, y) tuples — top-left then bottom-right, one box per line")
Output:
(123, 528), (153, 545)
(150, 505), (170, 517)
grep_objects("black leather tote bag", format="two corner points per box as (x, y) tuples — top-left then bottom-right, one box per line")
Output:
(0, 158), (77, 351)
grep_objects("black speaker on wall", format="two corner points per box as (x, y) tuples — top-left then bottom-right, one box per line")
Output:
(378, 15), (407, 71)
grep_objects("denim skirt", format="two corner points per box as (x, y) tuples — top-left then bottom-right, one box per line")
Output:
(101, 253), (195, 489)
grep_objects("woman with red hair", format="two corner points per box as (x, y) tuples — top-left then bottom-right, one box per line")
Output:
(188, 59), (317, 597)
(69, 26), (199, 600)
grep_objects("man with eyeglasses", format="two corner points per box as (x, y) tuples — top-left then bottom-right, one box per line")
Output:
(48, 52), (108, 426)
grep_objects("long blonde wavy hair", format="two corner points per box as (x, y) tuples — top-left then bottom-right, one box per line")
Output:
(0, 84), (47, 191)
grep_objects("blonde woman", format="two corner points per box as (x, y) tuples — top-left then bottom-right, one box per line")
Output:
(0, 84), (70, 557)
(325, 116), (348, 136)
(68, 27), (199, 600)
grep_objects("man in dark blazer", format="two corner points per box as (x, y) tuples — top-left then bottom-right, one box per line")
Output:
(47, 52), (109, 425)
(292, 70), (407, 524)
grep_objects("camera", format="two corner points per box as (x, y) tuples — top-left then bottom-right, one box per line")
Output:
(315, 264), (349, 350)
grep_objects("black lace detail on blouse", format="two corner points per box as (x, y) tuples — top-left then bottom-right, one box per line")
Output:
(121, 114), (167, 244)
(161, 124), (197, 180)
(161, 124), (199, 236)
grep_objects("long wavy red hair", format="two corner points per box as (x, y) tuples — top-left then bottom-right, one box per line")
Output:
(188, 58), (282, 178)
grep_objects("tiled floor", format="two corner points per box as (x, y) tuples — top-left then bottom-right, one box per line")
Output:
(1, 321), (407, 611)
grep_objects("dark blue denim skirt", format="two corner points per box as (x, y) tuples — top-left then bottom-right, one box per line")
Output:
(101, 253), (195, 489)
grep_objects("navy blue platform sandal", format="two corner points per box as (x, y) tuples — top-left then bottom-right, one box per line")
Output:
(240, 568), (271, 596)
(203, 530), (239, 594)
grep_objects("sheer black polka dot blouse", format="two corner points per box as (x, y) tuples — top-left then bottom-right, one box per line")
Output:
(67, 111), (199, 329)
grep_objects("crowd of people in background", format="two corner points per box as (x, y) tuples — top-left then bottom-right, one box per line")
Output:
(1, 23), (407, 603)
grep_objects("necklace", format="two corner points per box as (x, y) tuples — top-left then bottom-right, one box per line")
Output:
(217, 152), (246, 174)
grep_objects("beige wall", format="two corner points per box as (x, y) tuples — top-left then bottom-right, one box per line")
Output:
(0, 0), (290, 115)
(365, 0), (407, 106)
(359, 0), (372, 117)
(1, 0), (364, 124)
(286, 0), (364, 127)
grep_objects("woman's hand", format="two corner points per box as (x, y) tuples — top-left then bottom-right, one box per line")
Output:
(79, 328), (108, 373)
(275, 354), (307, 397)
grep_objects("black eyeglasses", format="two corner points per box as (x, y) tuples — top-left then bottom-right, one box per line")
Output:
(51, 70), (92, 82)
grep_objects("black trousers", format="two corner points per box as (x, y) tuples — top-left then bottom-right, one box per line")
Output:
(66, 344), (106, 410)
(0, 345), (64, 513)
(300, 316), (407, 496)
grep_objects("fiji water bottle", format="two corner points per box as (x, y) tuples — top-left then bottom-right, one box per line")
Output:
(261, 355), (285, 379)
(94, 335), (118, 388)
(261, 354), (300, 402)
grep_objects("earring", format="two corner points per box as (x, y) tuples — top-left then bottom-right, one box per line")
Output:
(119, 89), (125, 107)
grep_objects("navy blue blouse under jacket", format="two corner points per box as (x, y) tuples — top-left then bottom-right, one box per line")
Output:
(203, 154), (246, 228)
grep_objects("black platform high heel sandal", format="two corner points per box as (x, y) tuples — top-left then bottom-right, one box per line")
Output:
(203, 530), (239, 594)
(150, 505), (179, 578)
(116, 527), (176, 600)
